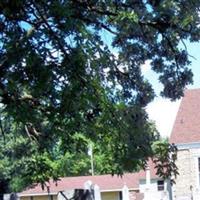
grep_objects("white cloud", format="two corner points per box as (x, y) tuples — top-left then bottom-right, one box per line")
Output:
(146, 98), (181, 138)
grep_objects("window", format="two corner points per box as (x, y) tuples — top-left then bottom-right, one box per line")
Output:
(157, 180), (164, 191)
(198, 158), (200, 186)
(118, 191), (122, 200)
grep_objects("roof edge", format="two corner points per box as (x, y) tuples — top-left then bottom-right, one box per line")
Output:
(176, 142), (200, 150)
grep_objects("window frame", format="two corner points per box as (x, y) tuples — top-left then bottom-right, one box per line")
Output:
(157, 180), (165, 191)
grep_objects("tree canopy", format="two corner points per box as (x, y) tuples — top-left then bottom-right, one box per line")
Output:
(0, 0), (200, 193)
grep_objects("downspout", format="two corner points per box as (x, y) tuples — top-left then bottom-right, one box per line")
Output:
(47, 186), (51, 200)
(167, 179), (173, 200)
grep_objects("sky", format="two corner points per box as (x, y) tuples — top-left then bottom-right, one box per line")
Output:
(102, 29), (200, 138)
(145, 42), (200, 138)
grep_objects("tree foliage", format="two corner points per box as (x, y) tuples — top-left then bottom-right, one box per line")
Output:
(0, 112), (157, 192)
(0, 0), (199, 193)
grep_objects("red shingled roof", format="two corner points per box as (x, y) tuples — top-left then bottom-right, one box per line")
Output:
(20, 173), (141, 195)
(170, 89), (200, 144)
(20, 161), (158, 196)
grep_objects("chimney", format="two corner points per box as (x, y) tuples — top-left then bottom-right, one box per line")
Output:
(146, 165), (150, 190)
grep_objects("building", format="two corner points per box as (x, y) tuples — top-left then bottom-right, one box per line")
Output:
(19, 173), (144, 200)
(170, 89), (200, 200)
(19, 160), (168, 200)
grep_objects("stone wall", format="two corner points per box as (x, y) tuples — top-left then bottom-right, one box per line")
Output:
(173, 148), (200, 200)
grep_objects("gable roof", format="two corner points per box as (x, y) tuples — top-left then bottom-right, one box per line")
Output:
(20, 173), (141, 196)
(20, 161), (158, 196)
(170, 89), (200, 144)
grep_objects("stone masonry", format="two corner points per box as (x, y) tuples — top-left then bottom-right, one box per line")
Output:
(173, 147), (200, 200)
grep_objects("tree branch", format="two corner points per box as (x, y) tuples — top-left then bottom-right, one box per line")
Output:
(0, 117), (5, 145)
(31, 1), (70, 59)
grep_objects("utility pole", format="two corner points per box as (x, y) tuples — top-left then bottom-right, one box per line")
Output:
(88, 144), (94, 176)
